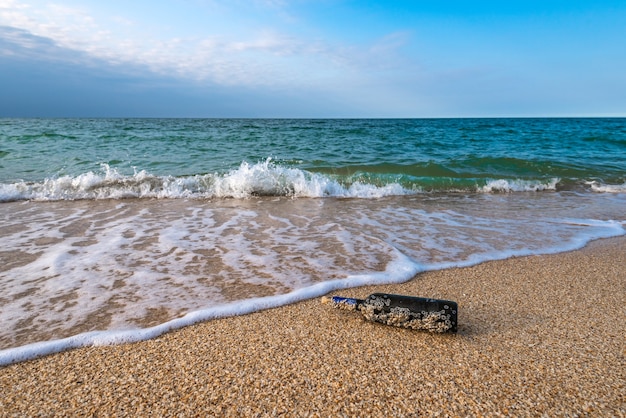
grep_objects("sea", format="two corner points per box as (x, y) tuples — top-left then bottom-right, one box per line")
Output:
(1, 118), (625, 365)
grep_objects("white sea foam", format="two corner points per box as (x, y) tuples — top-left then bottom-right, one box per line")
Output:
(1, 214), (622, 367)
(0, 160), (416, 201)
(588, 181), (626, 193)
(480, 178), (560, 193)
(0, 191), (624, 366)
(0, 244), (421, 366)
(0, 161), (587, 203)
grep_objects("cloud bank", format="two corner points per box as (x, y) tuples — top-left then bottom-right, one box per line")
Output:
(1, 0), (625, 117)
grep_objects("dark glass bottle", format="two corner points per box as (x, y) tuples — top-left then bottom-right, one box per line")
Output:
(330, 293), (457, 333)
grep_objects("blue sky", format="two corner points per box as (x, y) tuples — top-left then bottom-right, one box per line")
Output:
(1, 0), (625, 117)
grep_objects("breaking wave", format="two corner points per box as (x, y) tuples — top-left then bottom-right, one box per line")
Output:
(587, 181), (626, 193)
(0, 159), (605, 203)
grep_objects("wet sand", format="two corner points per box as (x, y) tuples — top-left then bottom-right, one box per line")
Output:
(1, 237), (625, 416)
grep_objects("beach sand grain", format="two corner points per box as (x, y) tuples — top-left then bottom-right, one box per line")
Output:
(1, 238), (624, 416)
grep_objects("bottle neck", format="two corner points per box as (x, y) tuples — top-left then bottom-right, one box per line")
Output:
(331, 296), (365, 311)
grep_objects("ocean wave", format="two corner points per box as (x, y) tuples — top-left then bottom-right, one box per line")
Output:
(0, 160), (415, 201)
(587, 181), (626, 193)
(479, 178), (561, 193)
(0, 160), (610, 202)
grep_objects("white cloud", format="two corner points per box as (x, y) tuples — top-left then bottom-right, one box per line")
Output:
(0, 0), (412, 91)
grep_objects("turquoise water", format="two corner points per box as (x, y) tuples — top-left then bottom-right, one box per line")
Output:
(1, 118), (625, 365)
(1, 118), (625, 198)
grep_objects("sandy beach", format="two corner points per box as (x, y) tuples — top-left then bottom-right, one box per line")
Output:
(1, 237), (624, 416)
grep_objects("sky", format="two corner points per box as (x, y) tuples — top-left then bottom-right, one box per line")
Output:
(0, 0), (625, 118)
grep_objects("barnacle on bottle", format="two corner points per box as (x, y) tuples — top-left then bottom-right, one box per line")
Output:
(326, 293), (457, 333)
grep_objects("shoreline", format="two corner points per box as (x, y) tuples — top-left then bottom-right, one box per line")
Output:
(1, 237), (625, 416)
